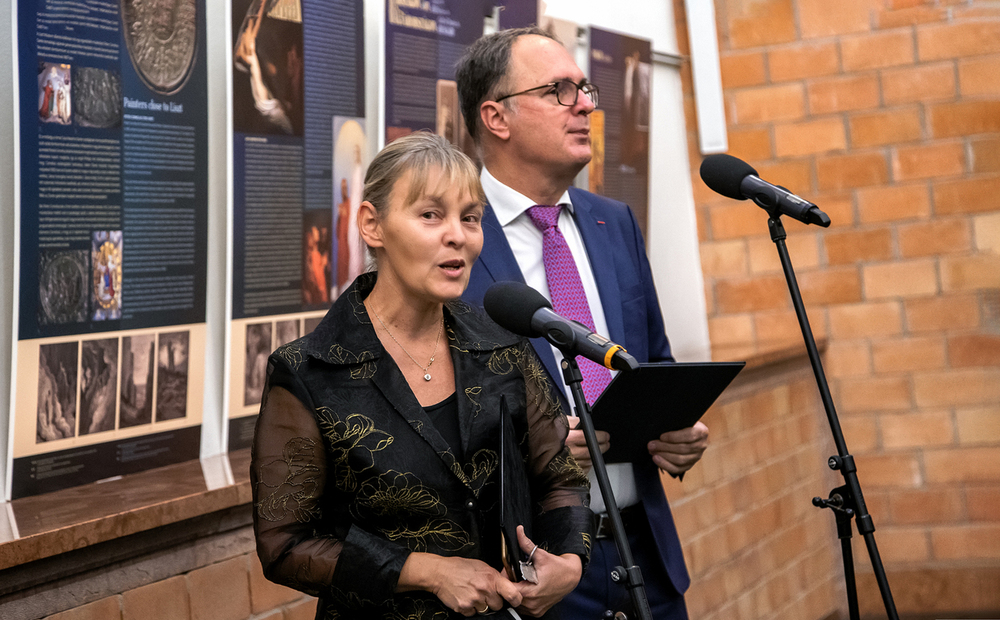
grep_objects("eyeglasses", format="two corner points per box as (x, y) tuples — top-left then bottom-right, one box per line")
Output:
(494, 79), (599, 108)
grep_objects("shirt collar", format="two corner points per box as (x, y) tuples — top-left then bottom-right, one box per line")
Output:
(480, 166), (574, 227)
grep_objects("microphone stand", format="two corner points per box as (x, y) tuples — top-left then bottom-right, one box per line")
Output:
(560, 356), (652, 620)
(763, 211), (899, 620)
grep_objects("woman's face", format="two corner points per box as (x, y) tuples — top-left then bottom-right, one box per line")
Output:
(366, 167), (484, 306)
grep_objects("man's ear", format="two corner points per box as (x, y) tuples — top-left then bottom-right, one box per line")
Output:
(357, 201), (383, 249)
(479, 100), (510, 141)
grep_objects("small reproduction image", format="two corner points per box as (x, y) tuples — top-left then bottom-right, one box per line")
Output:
(303, 316), (322, 335)
(244, 322), (272, 407)
(37, 341), (79, 442)
(275, 319), (300, 348)
(303, 209), (332, 306)
(80, 338), (119, 435)
(155, 331), (190, 421)
(73, 66), (123, 128)
(38, 62), (72, 125)
(39, 249), (89, 326)
(92, 231), (122, 321)
(120, 334), (155, 428)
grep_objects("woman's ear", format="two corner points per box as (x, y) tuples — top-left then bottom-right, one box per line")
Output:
(480, 100), (510, 141)
(357, 201), (383, 250)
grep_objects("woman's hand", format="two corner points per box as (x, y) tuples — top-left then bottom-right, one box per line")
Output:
(398, 552), (522, 616)
(510, 525), (582, 617)
(565, 415), (610, 473)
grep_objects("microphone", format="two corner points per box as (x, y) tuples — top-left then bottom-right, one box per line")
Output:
(483, 281), (639, 372)
(700, 153), (831, 227)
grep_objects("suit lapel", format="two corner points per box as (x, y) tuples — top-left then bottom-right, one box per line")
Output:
(570, 189), (626, 346)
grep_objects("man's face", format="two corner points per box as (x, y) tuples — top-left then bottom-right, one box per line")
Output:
(501, 35), (595, 178)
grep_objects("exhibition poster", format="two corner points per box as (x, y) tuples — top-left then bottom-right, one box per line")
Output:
(11, 0), (209, 499)
(228, 0), (366, 449)
(588, 27), (652, 234)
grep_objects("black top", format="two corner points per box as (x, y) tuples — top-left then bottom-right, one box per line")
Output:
(424, 392), (460, 459)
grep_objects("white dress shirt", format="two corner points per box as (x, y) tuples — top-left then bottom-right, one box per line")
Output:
(480, 167), (637, 512)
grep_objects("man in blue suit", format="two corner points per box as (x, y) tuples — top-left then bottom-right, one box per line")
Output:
(457, 28), (709, 619)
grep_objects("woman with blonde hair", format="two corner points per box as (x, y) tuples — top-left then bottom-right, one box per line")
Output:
(251, 132), (592, 619)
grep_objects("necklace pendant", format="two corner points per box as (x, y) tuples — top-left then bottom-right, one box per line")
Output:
(423, 373), (432, 381)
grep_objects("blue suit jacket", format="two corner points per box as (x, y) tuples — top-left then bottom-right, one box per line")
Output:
(463, 187), (691, 594)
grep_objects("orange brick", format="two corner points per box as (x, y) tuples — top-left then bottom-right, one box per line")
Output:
(864, 259), (938, 299)
(708, 314), (755, 346)
(727, 127), (773, 162)
(974, 212), (1000, 253)
(971, 136), (1000, 173)
(249, 554), (301, 614)
(917, 21), (1000, 61)
(829, 301), (903, 338)
(754, 310), (803, 344)
(284, 598), (319, 620)
(949, 334), (1000, 367)
(727, 0), (798, 49)
(958, 55), (1000, 97)
(701, 240), (748, 277)
(872, 335), (947, 373)
(849, 108), (923, 148)
(799, 267), (864, 305)
(888, 487), (964, 524)
(808, 75), (880, 115)
(855, 453), (923, 487)
(824, 228), (894, 264)
(914, 368), (1000, 407)
(748, 233), (821, 273)
(968, 486), (1000, 522)
(928, 100), (1000, 138)
(122, 576), (188, 620)
(817, 151), (889, 191)
(775, 118), (847, 157)
(876, 6), (950, 29)
(768, 41), (840, 82)
(187, 557), (251, 620)
(721, 51), (768, 89)
(898, 219), (971, 257)
(799, 0), (877, 38)
(708, 202), (769, 240)
(933, 175), (1000, 215)
(957, 406), (1000, 445)
(857, 183), (931, 223)
(840, 413), (879, 449)
(927, 446), (1000, 485)
(892, 141), (966, 181)
(931, 524), (1000, 560)
(839, 376), (912, 412)
(755, 159), (814, 194)
(823, 340), (873, 378)
(881, 63), (957, 105)
(841, 29), (916, 71)
(941, 254), (1000, 291)
(881, 410), (955, 449)
(873, 527), (931, 562)
(811, 192), (856, 228)
(47, 597), (122, 620)
(730, 83), (806, 125)
(904, 294), (981, 332)
(716, 275), (792, 313)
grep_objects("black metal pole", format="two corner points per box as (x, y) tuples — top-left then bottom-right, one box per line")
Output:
(560, 357), (652, 620)
(766, 214), (899, 620)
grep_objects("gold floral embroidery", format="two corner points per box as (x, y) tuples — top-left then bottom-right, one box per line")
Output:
(255, 437), (321, 523)
(379, 518), (473, 552)
(464, 385), (482, 418)
(354, 470), (447, 518)
(276, 342), (305, 370)
(317, 411), (394, 492)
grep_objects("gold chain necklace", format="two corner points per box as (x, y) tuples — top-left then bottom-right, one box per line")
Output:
(369, 304), (443, 381)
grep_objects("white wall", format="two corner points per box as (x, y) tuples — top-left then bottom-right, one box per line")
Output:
(2, 2), (16, 494)
(542, 0), (711, 360)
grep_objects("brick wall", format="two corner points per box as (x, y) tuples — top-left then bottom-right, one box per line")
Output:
(673, 0), (1000, 617)
(42, 553), (316, 620)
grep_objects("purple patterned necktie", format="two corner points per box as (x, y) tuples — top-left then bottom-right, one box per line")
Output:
(527, 205), (612, 405)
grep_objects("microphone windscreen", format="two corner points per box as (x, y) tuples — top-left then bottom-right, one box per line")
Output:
(483, 281), (552, 338)
(700, 153), (758, 200)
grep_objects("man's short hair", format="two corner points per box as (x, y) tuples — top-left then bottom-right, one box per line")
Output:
(455, 27), (558, 143)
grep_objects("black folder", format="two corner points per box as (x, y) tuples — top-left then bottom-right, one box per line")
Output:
(499, 395), (532, 582)
(590, 361), (745, 464)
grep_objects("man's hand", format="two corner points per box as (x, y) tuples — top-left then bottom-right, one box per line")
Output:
(565, 416), (609, 473)
(509, 525), (582, 617)
(647, 421), (709, 476)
